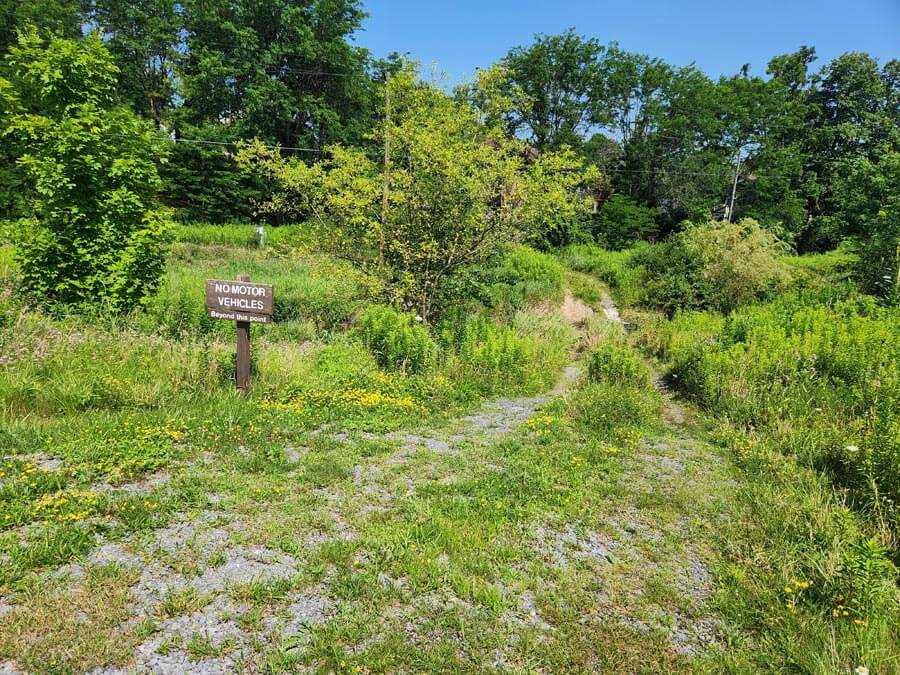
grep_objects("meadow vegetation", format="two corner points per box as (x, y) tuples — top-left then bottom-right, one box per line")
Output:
(0, 11), (897, 674)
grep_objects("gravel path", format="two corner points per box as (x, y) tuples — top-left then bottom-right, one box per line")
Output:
(1, 292), (732, 672)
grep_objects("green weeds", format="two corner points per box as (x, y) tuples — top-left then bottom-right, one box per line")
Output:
(632, 293), (900, 670)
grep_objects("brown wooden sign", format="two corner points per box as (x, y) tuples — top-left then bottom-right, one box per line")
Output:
(206, 279), (273, 320)
(206, 275), (275, 390)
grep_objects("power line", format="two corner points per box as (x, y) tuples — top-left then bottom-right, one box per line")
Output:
(169, 136), (324, 153)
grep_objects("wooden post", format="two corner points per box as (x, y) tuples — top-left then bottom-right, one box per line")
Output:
(235, 273), (251, 391)
(380, 71), (390, 271)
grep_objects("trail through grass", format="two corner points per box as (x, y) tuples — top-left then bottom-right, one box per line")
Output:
(0, 292), (748, 673)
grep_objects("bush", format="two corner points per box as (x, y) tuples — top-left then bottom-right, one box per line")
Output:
(356, 305), (436, 373)
(591, 195), (658, 249)
(464, 244), (565, 312)
(635, 219), (790, 315)
(4, 33), (171, 312)
(443, 316), (530, 389)
(587, 342), (654, 389)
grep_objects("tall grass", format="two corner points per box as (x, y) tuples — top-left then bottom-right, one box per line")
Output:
(173, 222), (307, 248)
(635, 294), (900, 649)
(138, 246), (373, 339)
(474, 244), (566, 311)
(439, 311), (574, 399)
(556, 244), (645, 305)
(659, 296), (899, 525)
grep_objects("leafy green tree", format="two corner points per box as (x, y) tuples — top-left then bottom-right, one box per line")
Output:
(832, 152), (900, 302)
(159, 122), (269, 223)
(1, 1), (86, 219)
(500, 29), (606, 149)
(0, 0), (83, 54)
(592, 194), (658, 249)
(1, 32), (170, 310)
(86, 0), (181, 126)
(237, 67), (597, 318)
(163, 0), (374, 220)
(805, 52), (898, 248)
(611, 58), (730, 228)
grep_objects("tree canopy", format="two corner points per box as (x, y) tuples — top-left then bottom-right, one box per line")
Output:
(0, 8), (896, 300)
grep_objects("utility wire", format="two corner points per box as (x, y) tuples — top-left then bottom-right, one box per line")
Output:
(168, 136), (324, 153)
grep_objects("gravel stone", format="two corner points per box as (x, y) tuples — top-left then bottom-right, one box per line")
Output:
(535, 523), (616, 567)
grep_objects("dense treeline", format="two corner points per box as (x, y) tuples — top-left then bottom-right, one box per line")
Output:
(0, 2), (897, 297)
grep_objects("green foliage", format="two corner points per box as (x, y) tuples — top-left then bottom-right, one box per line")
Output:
(501, 34), (899, 249)
(652, 296), (900, 539)
(632, 295), (900, 658)
(442, 316), (532, 393)
(164, 0), (373, 219)
(0, 307), (229, 416)
(709, 422), (899, 672)
(356, 305), (436, 374)
(831, 152), (900, 303)
(1, 32), (171, 311)
(0, 0), (82, 53)
(521, 148), (601, 248)
(464, 244), (565, 313)
(87, 0), (181, 123)
(159, 123), (267, 223)
(140, 245), (371, 338)
(635, 219), (790, 315)
(591, 195), (658, 249)
(566, 382), (660, 435)
(587, 343), (653, 389)
(441, 312), (572, 398)
(500, 29), (606, 149)
(237, 66), (598, 319)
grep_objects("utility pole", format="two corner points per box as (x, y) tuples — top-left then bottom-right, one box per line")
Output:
(727, 149), (742, 223)
(380, 71), (391, 271)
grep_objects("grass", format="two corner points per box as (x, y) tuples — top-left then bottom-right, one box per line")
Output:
(631, 293), (900, 671)
(557, 243), (645, 306)
(1, 229), (897, 673)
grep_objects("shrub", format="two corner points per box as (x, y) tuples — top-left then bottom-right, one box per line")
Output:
(587, 342), (654, 389)
(465, 244), (565, 312)
(445, 316), (530, 388)
(635, 219), (791, 315)
(3, 32), (171, 312)
(591, 195), (658, 249)
(356, 305), (436, 374)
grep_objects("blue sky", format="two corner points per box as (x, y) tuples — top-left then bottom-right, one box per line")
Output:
(353, 0), (899, 83)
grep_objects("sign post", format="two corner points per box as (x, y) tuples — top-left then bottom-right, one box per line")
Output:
(205, 274), (274, 390)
